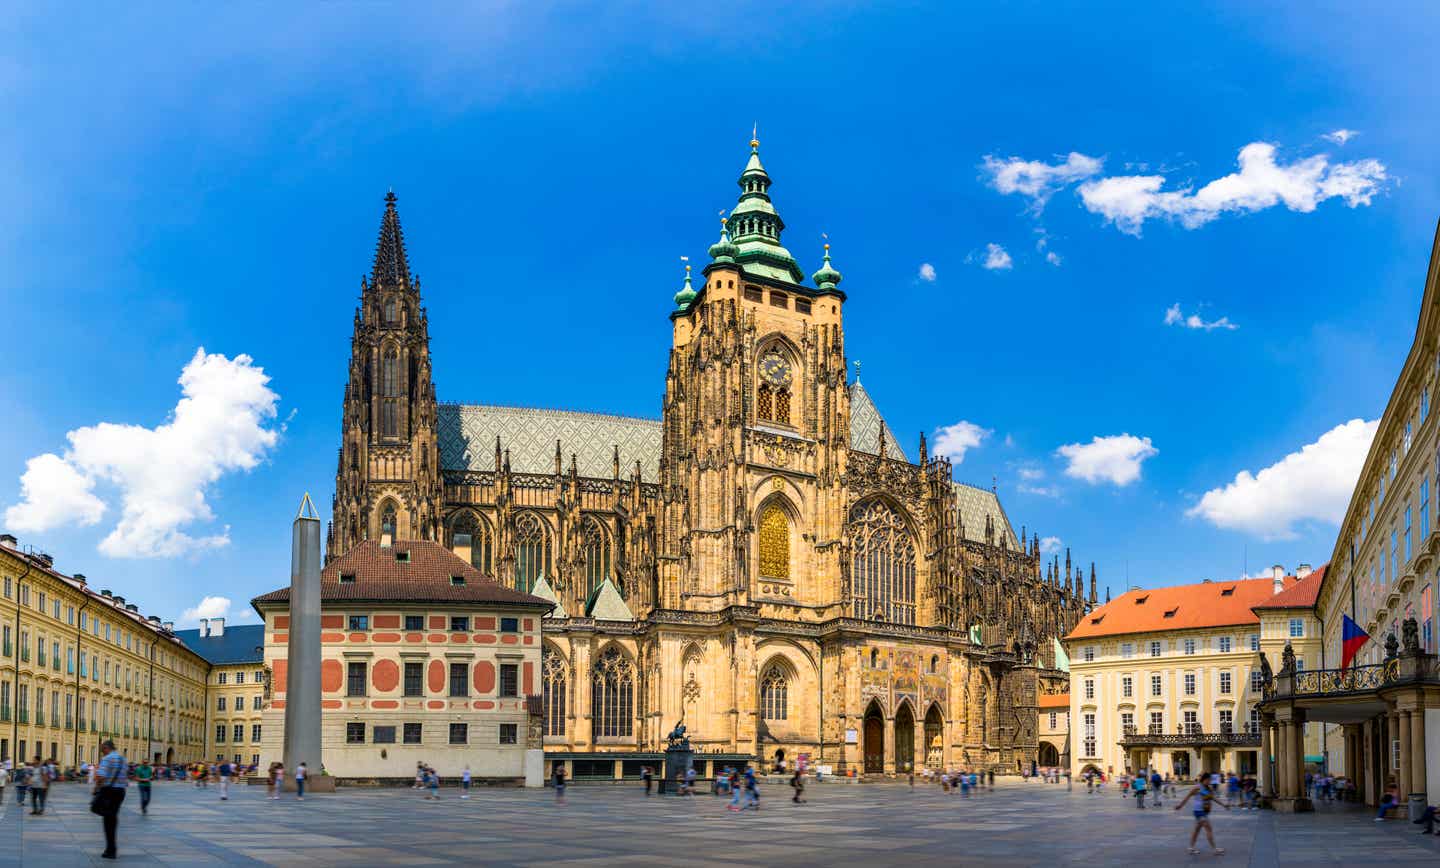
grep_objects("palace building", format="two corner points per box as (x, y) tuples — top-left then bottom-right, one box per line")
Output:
(322, 137), (1093, 775)
(174, 620), (267, 767)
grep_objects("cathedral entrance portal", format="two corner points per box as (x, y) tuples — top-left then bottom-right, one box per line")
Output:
(923, 703), (944, 769)
(894, 703), (915, 774)
(863, 702), (885, 774)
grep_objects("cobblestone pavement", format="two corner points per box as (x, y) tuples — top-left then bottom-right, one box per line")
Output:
(2, 778), (1440, 866)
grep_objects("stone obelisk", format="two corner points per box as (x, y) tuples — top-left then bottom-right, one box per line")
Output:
(283, 493), (323, 779)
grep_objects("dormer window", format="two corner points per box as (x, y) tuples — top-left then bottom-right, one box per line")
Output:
(1135, 595), (1148, 605)
(1220, 586), (1236, 596)
(395, 551), (410, 563)
(1164, 607), (1178, 618)
(339, 574), (356, 585)
(450, 575), (465, 586)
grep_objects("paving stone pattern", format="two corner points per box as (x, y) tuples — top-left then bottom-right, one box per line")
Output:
(3, 778), (1440, 866)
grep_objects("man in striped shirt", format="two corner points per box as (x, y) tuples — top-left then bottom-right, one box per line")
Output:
(92, 739), (128, 860)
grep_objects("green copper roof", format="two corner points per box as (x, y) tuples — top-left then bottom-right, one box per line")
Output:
(707, 218), (737, 264)
(721, 137), (805, 284)
(673, 266), (696, 310)
(812, 245), (842, 291)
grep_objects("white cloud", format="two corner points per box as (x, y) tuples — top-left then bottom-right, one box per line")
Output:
(933, 420), (991, 464)
(1040, 536), (1063, 555)
(1322, 129), (1358, 145)
(982, 243), (1013, 271)
(1164, 302), (1238, 331)
(178, 594), (258, 627)
(1019, 482), (1063, 498)
(3, 347), (281, 558)
(1045, 251), (1062, 266)
(1078, 142), (1389, 235)
(983, 152), (1104, 210)
(918, 262), (937, 282)
(1057, 434), (1158, 486)
(1017, 466), (1045, 481)
(1187, 418), (1377, 540)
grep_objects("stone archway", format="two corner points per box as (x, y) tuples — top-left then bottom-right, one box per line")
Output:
(1037, 743), (1060, 766)
(894, 703), (916, 774)
(923, 703), (944, 769)
(863, 701), (885, 774)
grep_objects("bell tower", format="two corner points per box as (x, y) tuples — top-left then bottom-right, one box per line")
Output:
(327, 192), (443, 561)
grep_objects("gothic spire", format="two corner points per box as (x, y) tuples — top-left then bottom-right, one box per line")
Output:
(726, 132), (804, 284)
(372, 191), (411, 288)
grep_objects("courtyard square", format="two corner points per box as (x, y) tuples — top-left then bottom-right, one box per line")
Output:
(5, 778), (1440, 866)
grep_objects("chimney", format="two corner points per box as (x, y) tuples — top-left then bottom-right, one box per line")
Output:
(161, 621), (173, 632)
(0, 534), (15, 549)
(1296, 563), (1313, 579)
(210, 617), (225, 637)
(1272, 564), (1285, 595)
(36, 553), (53, 568)
(125, 604), (138, 613)
(199, 618), (209, 637)
(72, 573), (86, 585)
(100, 589), (112, 598)
(113, 596), (125, 607)
(453, 532), (473, 566)
(148, 616), (160, 624)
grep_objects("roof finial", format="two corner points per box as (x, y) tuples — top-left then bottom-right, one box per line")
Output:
(751, 122), (759, 151)
(853, 360), (861, 383)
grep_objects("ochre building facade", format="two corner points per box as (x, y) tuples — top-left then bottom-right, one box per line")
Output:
(324, 140), (1092, 774)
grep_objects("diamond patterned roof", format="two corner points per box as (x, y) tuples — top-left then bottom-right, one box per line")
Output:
(438, 404), (662, 482)
(848, 381), (909, 461)
(952, 481), (1020, 548)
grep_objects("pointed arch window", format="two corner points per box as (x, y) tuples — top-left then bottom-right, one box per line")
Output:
(513, 512), (553, 593)
(542, 648), (567, 738)
(381, 347), (400, 396)
(449, 511), (494, 575)
(384, 298), (397, 325)
(756, 348), (792, 425)
(581, 517), (611, 593)
(758, 502), (790, 579)
(760, 665), (788, 721)
(847, 499), (917, 624)
(380, 502), (398, 541)
(591, 648), (634, 739)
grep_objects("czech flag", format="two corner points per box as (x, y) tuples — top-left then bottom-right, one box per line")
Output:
(1341, 614), (1370, 671)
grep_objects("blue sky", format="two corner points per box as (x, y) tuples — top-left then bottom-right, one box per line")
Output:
(3, 2), (1438, 626)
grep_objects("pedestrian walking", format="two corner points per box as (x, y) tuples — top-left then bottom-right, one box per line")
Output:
(134, 758), (154, 815)
(14, 761), (29, 807)
(552, 762), (567, 805)
(790, 768), (807, 804)
(727, 769), (744, 811)
(1149, 770), (1163, 807)
(1175, 777), (1229, 856)
(743, 766), (760, 810)
(29, 756), (51, 815)
(642, 764), (653, 796)
(92, 739), (128, 860)
(1132, 769), (1146, 808)
(218, 758), (233, 800)
(295, 761), (308, 800)
(426, 766), (440, 800)
(461, 765), (472, 799)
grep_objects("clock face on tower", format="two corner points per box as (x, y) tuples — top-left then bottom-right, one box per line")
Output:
(759, 351), (793, 387)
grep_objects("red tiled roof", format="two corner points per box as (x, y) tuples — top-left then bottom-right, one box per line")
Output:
(1037, 693), (1070, 709)
(252, 540), (550, 610)
(1065, 574), (1310, 640)
(1252, 565), (1327, 611)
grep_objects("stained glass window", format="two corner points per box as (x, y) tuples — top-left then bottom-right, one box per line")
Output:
(514, 512), (552, 593)
(760, 665), (788, 721)
(582, 518), (611, 592)
(591, 648), (634, 739)
(758, 503), (790, 579)
(848, 499), (917, 624)
(543, 648), (567, 737)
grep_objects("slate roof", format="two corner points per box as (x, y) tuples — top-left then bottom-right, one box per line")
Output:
(952, 481), (1021, 548)
(847, 382), (908, 461)
(172, 624), (266, 666)
(1065, 575), (1305, 640)
(438, 403), (663, 482)
(252, 540), (550, 610)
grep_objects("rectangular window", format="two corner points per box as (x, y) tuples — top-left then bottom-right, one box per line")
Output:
(450, 616), (469, 633)
(1048, 712), (1057, 729)
(449, 662), (468, 697)
(1121, 675), (1132, 698)
(218, 672), (227, 685)
(1119, 643), (1134, 659)
(1083, 678), (1094, 700)
(347, 661), (367, 697)
(1249, 634), (1260, 652)
(253, 696), (262, 711)
(348, 615), (369, 631)
(403, 722), (422, 744)
(1120, 711), (1135, 733)
(235, 672), (245, 685)
(500, 617), (519, 633)
(1219, 636), (1232, 653)
(500, 664), (519, 697)
(1425, 479), (1433, 538)
(1184, 673), (1196, 695)
(404, 615), (425, 631)
(216, 724), (226, 743)
(1219, 708), (1234, 733)
(1220, 672), (1232, 694)
(1149, 641), (1162, 657)
(1151, 674), (1162, 696)
(233, 724), (243, 743)
(1289, 618), (1304, 638)
(1184, 638), (1196, 655)
(1083, 647), (1094, 662)
(1082, 713), (1096, 757)
(449, 723), (467, 745)
(1251, 670), (1265, 692)
(1424, 584), (1435, 653)
(1424, 388), (1431, 422)
(217, 697), (226, 711)
(1149, 711), (1163, 733)
(1407, 506), (1414, 563)
(1392, 529), (1399, 583)
(404, 662), (424, 697)
(346, 722), (365, 744)
(252, 724), (261, 742)
(372, 725), (396, 744)
(499, 723), (518, 744)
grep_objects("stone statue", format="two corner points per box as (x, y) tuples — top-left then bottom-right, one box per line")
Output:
(1385, 630), (1400, 661)
(1280, 643), (1295, 674)
(1259, 650), (1272, 684)
(1403, 617), (1421, 654)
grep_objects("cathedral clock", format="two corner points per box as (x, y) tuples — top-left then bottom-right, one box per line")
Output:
(759, 351), (793, 387)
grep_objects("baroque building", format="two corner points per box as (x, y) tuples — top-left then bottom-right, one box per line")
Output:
(325, 138), (1093, 774)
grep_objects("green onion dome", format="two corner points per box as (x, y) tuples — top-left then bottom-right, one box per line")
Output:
(673, 264), (697, 309)
(812, 243), (842, 291)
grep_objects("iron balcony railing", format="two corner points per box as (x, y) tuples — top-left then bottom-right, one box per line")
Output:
(1289, 660), (1400, 697)
(1121, 722), (1260, 747)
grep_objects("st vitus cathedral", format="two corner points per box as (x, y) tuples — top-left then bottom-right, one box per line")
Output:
(328, 139), (1096, 774)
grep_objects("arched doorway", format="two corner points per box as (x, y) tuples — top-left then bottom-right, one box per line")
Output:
(895, 703), (915, 773)
(773, 748), (786, 772)
(863, 702), (885, 774)
(923, 703), (944, 769)
(1037, 743), (1060, 766)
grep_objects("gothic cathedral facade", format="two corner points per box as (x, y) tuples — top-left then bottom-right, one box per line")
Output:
(327, 141), (1094, 773)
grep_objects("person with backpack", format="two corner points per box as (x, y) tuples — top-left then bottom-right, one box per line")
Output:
(1131, 768), (1147, 808)
(134, 758), (154, 815)
(552, 762), (567, 806)
(92, 739), (128, 860)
